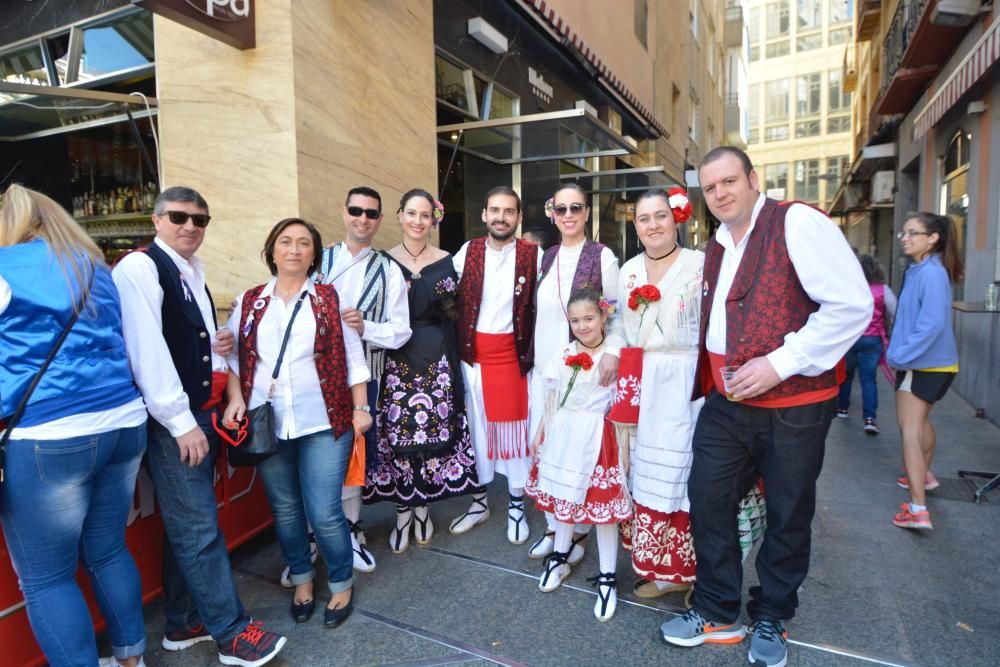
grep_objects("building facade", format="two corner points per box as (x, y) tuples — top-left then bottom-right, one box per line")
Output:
(0, 0), (738, 291)
(832, 0), (1000, 425)
(744, 0), (854, 220)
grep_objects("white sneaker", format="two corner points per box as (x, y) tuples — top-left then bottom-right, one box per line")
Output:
(99, 658), (145, 667)
(349, 520), (376, 573)
(591, 572), (617, 622)
(567, 532), (588, 565)
(449, 495), (490, 534)
(507, 495), (529, 545)
(280, 538), (318, 588)
(413, 506), (434, 544)
(538, 551), (571, 592)
(528, 531), (555, 559)
(389, 506), (412, 554)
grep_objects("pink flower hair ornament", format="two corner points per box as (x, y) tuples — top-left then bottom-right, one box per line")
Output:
(543, 197), (555, 223)
(667, 187), (693, 224)
(598, 296), (617, 314)
(432, 199), (445, 226)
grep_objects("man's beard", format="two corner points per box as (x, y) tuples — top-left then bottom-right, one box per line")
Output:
(487, 221), (516, 242)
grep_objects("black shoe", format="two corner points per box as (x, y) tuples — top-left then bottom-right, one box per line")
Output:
(324, 591), (354, 628)
(290, 597), (314, 624)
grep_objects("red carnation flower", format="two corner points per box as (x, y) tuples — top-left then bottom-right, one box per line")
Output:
(565, 352), (594, 371)
(561, 352), (594, 407)
(628, 284), (664, 336)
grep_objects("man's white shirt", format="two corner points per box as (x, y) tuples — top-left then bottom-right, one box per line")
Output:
(113, 238), (226, 437)
(323, 244), (411, 350)
(706, 194), (873, 380)
(453, 240), (543, 333)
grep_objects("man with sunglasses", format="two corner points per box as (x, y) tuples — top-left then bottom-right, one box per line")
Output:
(451, 186), (541, 545)
(113, 186), (287, 667)
(312, 186), (411, 574)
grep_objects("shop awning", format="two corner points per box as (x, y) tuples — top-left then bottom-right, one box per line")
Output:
(437, 108), (637, 165)
(559, 165), (678, 195)
(913, 16), (1000, 141)
(0, 82), (157, 141)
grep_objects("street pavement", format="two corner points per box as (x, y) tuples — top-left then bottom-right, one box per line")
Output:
(131, 379), (1000, 666)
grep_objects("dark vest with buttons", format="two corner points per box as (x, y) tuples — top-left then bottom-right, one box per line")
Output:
(142, 242), (216, 410)
(693, 198), (840, 402)
(236, 283), (352, 438)
(457, 237), (538, 376)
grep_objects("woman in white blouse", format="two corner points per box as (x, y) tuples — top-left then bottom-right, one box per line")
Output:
(527, 182), (624, 560)
(616, 189), (703, 599)
(224, 219), (372, 628)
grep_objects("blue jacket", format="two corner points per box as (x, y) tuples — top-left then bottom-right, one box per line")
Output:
(886, 254), (958, 370)
(0, 239), (140, 427)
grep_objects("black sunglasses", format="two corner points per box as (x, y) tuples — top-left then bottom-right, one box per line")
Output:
(553, 203), (586, 216)
(347, 205), (381, 220)
(161, 210), (211, 228)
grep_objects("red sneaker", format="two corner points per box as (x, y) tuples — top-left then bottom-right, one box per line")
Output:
(218, 621), (286, 667)
(893, 503), (933, 530)
(161, 623), (212, 651)
(896, 473), (940, 490)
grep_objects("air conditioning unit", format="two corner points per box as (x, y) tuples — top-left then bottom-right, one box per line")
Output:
(872, 170), (895, 204)
(931, 0), (984, 27)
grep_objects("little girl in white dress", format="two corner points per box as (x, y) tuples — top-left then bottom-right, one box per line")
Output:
(526, 288), (632, 621)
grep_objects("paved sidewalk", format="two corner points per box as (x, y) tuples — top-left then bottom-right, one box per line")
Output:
(132, 380), (1000, 666)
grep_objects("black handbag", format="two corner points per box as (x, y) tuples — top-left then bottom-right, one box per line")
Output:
(0, 266), (94, 484)
(226, 290), (307, 467)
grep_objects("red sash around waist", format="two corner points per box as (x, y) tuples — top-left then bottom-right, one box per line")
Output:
(200, 371), (229, 410)
(707, 352), (837, 408)
(475, 332), (528, 422)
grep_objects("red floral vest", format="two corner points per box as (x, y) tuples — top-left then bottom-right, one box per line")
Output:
(457, 237), (538, 375)
(237, 283), (352, 437)
(693, 199), (841, 402)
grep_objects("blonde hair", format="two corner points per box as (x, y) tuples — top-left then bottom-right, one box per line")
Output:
(0, 184), (105, 312)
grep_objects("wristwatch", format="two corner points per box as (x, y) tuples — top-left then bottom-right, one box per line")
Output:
(353, 405), (371, 413)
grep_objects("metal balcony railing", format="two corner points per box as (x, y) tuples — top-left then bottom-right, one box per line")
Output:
(882, 0), (929, 92)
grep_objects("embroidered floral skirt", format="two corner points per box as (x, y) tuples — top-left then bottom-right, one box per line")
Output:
(620, 506), (696, 583)
(363, 353), (482, 507)
(526, 420), (632, 524)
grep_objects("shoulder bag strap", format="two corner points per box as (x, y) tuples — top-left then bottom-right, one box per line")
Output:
(0, 265), (96, 481)
(265, 290), (309, 402)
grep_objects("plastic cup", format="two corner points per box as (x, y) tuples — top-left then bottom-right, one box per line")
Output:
(720, 365), (742, 401)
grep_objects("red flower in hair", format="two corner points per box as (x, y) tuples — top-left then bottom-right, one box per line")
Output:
(667, 187), (693, 223)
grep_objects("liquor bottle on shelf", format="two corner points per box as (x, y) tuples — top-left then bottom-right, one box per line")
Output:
(116, 189), (126, 215)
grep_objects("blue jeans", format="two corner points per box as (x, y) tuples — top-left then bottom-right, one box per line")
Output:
(838, 335), (883, 420)
(0, 423), (147, 666)
(146, 412), (248, 644)
(258, 428), (354, 594)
